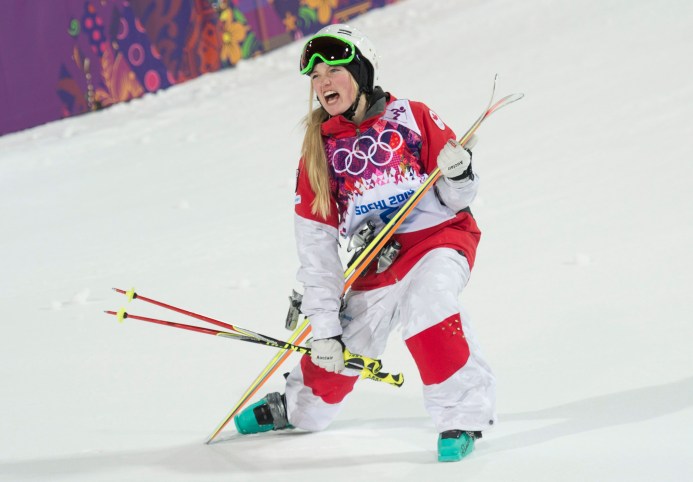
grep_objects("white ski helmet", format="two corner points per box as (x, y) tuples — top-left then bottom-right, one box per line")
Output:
(299, 23), (379, 92)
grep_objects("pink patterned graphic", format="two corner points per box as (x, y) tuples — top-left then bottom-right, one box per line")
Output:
(325, 121), (423, 212)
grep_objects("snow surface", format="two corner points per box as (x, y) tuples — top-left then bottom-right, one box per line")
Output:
(1, 0), (692, 480)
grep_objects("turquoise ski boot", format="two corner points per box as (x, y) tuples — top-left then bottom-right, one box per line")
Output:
(234, 392), (290, 434)
(437, 430), (480, 462)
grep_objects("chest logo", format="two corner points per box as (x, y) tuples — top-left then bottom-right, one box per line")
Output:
(331, 129), (404, 176)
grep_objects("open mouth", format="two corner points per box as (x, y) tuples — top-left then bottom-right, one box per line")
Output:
(323, 91), (340, 105)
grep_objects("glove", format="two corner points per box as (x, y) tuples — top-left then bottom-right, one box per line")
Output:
(437, 138), (473, 180)
(310, 337), (345, 373)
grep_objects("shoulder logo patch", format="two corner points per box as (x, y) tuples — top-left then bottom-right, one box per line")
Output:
(429, 109), (446, 130)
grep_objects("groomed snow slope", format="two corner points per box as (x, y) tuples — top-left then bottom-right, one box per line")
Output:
(1, 0), (692, 480)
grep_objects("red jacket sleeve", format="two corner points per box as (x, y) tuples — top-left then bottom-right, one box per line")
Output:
(408, 101), (458, 174)
(294, 157), (339, 228)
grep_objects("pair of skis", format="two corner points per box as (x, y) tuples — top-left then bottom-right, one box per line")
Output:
(107, 76), (522, 443)
(202, 75), (524, 443)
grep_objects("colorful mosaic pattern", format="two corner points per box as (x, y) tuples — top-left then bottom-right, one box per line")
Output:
(0, 0), (399, 135)
(325, 120), (424, 230)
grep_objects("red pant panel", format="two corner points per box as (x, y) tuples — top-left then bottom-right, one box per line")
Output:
(300, 355), (359, 404)
(405, 313), (470, 385)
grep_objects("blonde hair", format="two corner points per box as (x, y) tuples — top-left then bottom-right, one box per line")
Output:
(301, 77), (363, 220)
(301, 84), (332, 219)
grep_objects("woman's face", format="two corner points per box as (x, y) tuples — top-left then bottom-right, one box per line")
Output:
(310, 63), (357, 117)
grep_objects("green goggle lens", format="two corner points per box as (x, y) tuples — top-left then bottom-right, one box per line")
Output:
(299, 35), (356, 75)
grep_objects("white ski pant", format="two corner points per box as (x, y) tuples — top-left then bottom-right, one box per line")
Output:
(285, 248), (496, 434)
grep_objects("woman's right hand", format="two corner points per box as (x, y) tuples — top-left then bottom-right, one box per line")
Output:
(310, 337), (345, 373)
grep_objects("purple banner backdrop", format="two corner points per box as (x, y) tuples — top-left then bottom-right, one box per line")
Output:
(0, 0), (398, 136)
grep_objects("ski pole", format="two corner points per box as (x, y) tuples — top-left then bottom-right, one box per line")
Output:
(104, 309), (402, 386)
(112, 288), (259, 339)
(113, 289), (376, 367)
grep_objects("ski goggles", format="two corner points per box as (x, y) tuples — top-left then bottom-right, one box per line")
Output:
(299, 35), (356, 75)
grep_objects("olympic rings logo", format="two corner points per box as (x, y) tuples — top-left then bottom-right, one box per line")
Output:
(331, 129), (404, 176)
